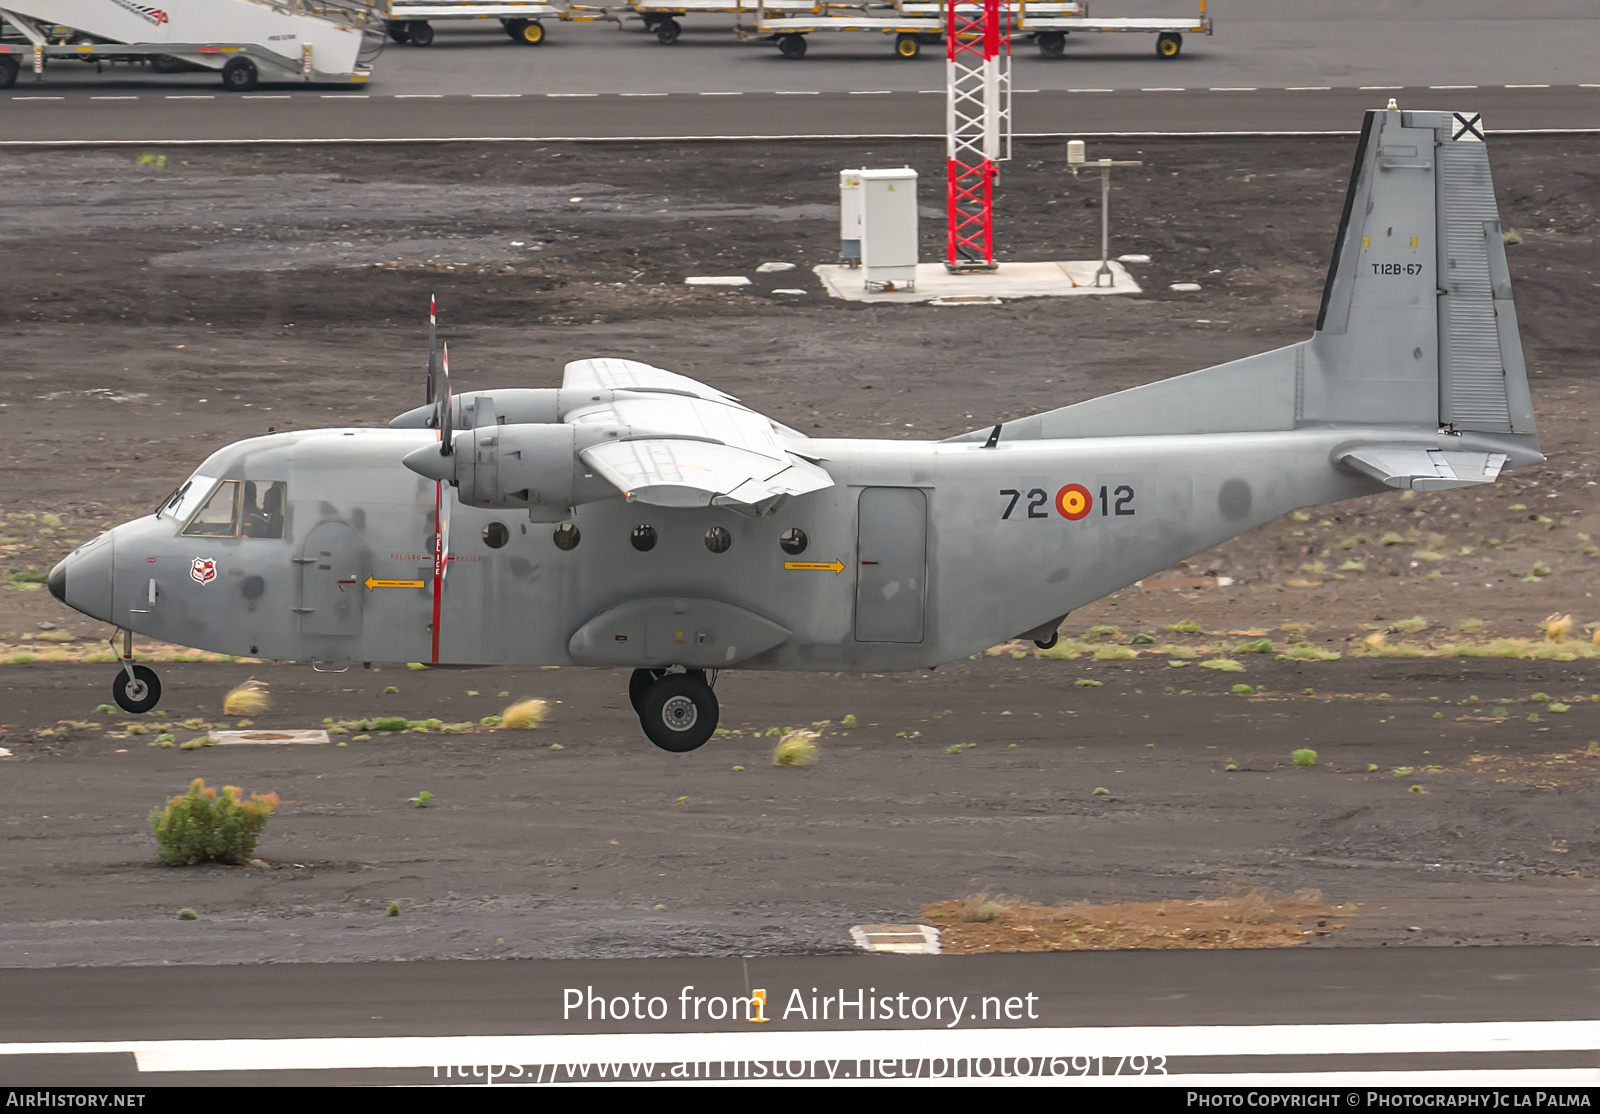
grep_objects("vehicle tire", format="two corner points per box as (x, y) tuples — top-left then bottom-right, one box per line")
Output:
(112, 665), (162, 715)
(1156, 32), (1181, 58)
(409, 20), (435, 47)
(388, 21), (412, 44)
(519, 19), (545, 44)
(502, 18), (527, 40)
(1034, 632), (1059, 650)
(639, 672), (718, 753)
(1038, 30), (1065, 58)
(894, 33), (920, 59)
(220, 57), (258, 92)
(655, 18), (680, 45)
(628, 668), (665, 715)
(0, 55), (19, 90)
(777, 33), (806, 59)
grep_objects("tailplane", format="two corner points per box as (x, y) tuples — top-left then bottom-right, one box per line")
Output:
(949, 105), (1540, 484)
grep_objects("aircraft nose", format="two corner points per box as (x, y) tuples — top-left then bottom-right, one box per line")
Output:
(49, 532), (115, 624)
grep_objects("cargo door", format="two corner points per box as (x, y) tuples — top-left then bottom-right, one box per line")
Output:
(854, 487), (927, 643)
(295, 521), (367, 637)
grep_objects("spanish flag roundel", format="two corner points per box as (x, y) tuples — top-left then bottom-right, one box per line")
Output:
(1056, 483), (1093, 520)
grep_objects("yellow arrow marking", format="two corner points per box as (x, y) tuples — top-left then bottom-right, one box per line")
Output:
(365, 576), (426, 591)
(784, 559), (846, 575)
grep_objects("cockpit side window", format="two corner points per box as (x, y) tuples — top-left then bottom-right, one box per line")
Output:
(182, 480), (241, 537)
(241, 481), (287, 539)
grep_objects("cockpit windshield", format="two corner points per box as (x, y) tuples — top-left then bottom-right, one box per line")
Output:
(176, 478), (287, 539)
(158, 475), (216, 522)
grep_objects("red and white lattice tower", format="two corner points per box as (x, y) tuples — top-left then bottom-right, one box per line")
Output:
(945, 0), (1011, 272)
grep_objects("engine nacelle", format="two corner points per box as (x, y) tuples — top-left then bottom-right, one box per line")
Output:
(389, 388), (620, 431)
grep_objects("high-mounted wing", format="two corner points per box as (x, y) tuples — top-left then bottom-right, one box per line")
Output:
(561, 359), (833, 511)
(1340, 446), (1507, 492)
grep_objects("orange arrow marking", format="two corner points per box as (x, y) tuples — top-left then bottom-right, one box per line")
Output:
(784, 559), (846, 574)
(365, 576), (426, 591)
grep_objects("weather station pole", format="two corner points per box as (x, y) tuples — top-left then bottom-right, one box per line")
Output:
(945, 0), (1010, 273)
(1068, 139), (1142, 287)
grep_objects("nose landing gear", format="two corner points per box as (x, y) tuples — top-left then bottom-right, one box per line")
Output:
(109, 630), (162, 714)
(629, 667), (718, 752)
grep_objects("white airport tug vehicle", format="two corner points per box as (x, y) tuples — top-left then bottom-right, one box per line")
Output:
(0, 0), (383, 89)
(383, 0), (564, 47)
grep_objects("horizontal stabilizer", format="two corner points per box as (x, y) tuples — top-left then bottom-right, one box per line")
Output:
(1340, 445), (1507, 492)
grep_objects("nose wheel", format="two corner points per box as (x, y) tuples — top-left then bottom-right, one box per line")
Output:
(630, 668), (718, 752)
(109, 629), (162, 714)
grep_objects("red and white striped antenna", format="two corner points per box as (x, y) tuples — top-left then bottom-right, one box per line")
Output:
(945, 0), (1011, 272)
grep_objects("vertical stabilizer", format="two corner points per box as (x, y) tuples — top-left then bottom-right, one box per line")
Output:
(1306, 107), (1536, 436)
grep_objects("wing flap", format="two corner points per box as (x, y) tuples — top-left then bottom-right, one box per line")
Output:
(1341, 445), (1507, 491)
(562, 358), (741, 404)
(581, 438), (833, 509)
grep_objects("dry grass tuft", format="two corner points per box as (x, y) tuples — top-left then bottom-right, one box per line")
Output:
(499, 698), (548, 730)
(1543, 613), (1575, 642)
(222, 679), (270, 717)
(925, 889), (1346, 953)
(772, 729), (820, 767)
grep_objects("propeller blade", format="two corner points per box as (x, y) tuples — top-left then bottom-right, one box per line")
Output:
(439, 342), (454, 457)
(425, 294), (438, 410)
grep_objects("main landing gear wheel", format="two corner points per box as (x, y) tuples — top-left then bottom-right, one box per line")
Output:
(1037, 30), (1065, 58)
(628, 668), (665, 715)
(408, 20), (435, 47)
(1156, 32), (1181, 58)
(112, 664), (162, 715)
(777, 33), (806, 59)
(220, 57), (258, 91)
(894, 33), (920, 58)
(639, 672), (718, 753)
(655, 18), (680, 45)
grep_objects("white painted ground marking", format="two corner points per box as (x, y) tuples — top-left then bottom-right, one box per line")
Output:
(547, 93), (598, 98)
(1359, 85), (1403, 90)
(471, 93), (522, 98)
(849, 90), (892, 95)
(620, 92), (669, 96)
(1069, 88), (1113, 93)
(1505, 84), (1550, 89)
(1141, 87), (1185, 92)
(321, 94), (369, 99)
(0, 1020), (1592, 1073)
(12, 96), (64, 100)
(699, 91), (743, 96)
(166, 95), (215, 100)
(91, 96), (139, 100)
(1285, 86), (1331, 91)
(242, 95), (291, 100)
(1209, 87), (1257, 92)
(1430, 85), (1478, 89)
(776, 90), (821, 95)
(394, 94), (443, 99)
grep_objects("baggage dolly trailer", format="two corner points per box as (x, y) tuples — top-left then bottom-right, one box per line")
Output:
(740, 0), (1082, 60)
(613, 0), (814, 47)
(1019, 0), (1212, 59)
(0, 0), (382, 90)
(384, 1), (567, 47)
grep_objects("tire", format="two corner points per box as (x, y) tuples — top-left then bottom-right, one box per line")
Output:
(112, 665), (162, 715)
(777, 33), (806, 59)
(655, 18), (680, 45)
(220, 57), (258, 92)
(1156, 32), (1181, 58)
(409, 20), (434, 47)
(0, 55), (18, 90)
(502, 18), (527, 40)
(639, 673), (718, 753)
(1037, 31), (1065, 58)
(628, 668), (665, 715)
(387, 21), (412, 44)
(894, 33), (920, 59)
(1034, 632), (1059, 650)
(519, 20), (545, 45)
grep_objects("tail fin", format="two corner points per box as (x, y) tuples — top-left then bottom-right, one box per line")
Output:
(949, 106), (1538, 450)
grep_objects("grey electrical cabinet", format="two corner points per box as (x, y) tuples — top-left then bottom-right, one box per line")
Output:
(859, 167), (918, 290)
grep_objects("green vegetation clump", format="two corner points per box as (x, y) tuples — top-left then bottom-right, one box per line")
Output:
(1235, 638), (1274, 654)
(1292, 748), (1318, 767)
(150, 778), (279, 866)
(1166, 620), (1203, 635)
(387, 901), (401, 917)
(372, 717), (408, 731)
(1198, 658), (1245, 672)
(1231, 683), (1254, 695)
(773, 730), (820, 766)
(177, 908), (198, 921)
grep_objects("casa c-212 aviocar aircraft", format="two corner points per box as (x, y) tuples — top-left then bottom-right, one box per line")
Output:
(50, 106), (1540, 754)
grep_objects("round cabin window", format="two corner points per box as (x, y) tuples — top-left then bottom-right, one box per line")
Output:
(779, 527), (808, 555)
(482, 521), (510, 549)
(552, 522), (581, 551)
(704, 525), (732, 554)
(631, 524), (657, 552)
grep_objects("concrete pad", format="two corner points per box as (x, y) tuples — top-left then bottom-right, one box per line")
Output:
(209, 729), (330, 746)
(814, 260), (1141, 304)
(849, 924), (942, 954)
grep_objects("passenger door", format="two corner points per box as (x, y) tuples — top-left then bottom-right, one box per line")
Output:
(295, 521), (368, 637)
(854, 487), (927, 643)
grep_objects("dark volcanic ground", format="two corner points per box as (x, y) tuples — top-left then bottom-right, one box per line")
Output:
(0, 135), (1597, 963)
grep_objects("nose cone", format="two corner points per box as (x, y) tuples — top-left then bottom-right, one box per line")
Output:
(50, 532), (115, 624)
(402, 441), (457, 483)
